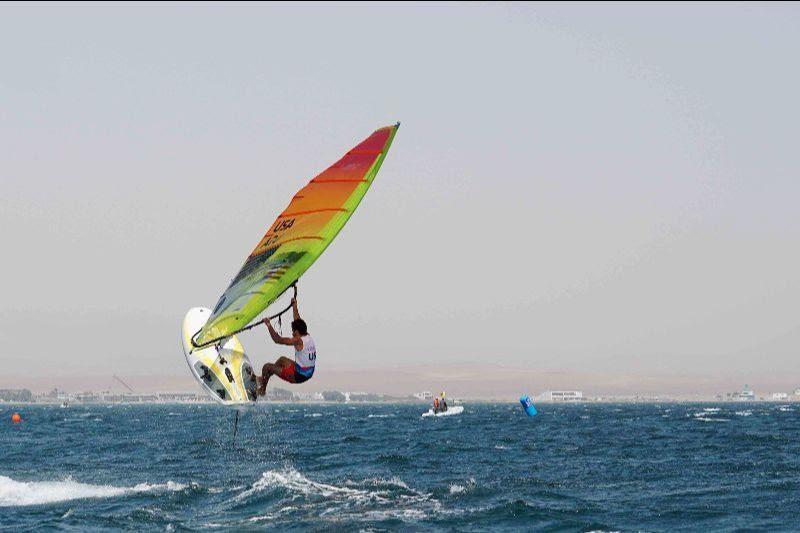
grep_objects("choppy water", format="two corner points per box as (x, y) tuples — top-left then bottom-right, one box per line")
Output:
(1, 402), (799, 531)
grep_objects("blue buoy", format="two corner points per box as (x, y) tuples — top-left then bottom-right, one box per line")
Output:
(520, 395), (537, 417)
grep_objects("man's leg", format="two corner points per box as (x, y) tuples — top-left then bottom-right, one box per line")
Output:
(275, 356), (294, 368)
(258, 357), (295, 396)
(257, 363), (276, 396)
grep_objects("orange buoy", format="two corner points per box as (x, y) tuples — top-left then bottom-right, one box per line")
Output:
(11, 413), (21, 424)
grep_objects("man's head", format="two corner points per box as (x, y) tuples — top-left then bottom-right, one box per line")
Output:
(291, 318), (308, 336)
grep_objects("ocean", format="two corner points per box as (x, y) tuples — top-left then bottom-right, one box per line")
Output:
(1, 402), (798, 531)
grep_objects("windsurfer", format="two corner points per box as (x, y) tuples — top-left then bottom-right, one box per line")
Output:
(256, 295), (316, 396)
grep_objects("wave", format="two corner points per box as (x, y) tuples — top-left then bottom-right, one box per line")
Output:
(450, 484), (467, 494)
(692, 410), (728, 422)
(237, 469), (387, 504)
(450, 479), (476, 495)
(0, 475), (187, 507)
(344, 476), (411, 491)
(235, 468), (446, 523)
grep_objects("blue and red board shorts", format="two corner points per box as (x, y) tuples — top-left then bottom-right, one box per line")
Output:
(278, 363), (314, 384)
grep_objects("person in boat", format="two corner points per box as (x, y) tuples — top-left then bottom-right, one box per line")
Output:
(256, 295), (316, 396)
(439, 391), (448, 412)
(433, 397), (439, 414)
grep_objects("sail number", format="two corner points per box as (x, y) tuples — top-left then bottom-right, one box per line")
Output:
(261, 218), (296, 249)
(273, 219), (295, 232)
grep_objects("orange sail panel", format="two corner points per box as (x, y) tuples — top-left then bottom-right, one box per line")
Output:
(193, 123), (399, 346)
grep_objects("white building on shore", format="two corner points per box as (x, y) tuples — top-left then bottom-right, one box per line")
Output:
(727, 385), (755, 401)
(536, 390), (583, 402)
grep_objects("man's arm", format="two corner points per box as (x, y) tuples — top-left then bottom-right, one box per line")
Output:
(264, 319), (300, 347)
(291, 296), (300, 321)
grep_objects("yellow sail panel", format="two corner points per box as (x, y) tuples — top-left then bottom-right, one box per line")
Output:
(194, 123), (399, 346)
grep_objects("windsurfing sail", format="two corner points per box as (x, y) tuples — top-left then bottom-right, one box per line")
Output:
(192, 123), (400, 347)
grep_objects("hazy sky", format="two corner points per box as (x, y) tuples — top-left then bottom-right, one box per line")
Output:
(1, 3), (798, 394)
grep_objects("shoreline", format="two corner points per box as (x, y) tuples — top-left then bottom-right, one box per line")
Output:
(2, 399), (798, 406)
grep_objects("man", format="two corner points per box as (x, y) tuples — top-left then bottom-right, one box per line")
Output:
(256, 295), (316, 396)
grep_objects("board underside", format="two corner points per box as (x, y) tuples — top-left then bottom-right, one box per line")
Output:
(181, 307), (257, 405)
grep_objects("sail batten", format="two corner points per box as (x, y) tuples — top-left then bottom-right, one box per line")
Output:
(193, 123), (399, 346)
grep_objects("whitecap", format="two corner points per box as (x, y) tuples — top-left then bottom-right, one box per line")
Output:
(694, 417), (729, 423)
(237, 469), (382, 504)
(248, 514), (275, 523)
(693, 411), (722, 418)
(364, 508), (426, 520)
(344, 476), (412, 492)
(236, 468), (438, 520)
(449, 484), (466, 494)
(0, 475), (187, 507)
(449, 477), (476, 495)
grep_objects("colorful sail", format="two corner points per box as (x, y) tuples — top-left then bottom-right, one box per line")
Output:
(193, 123), (399, 346)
